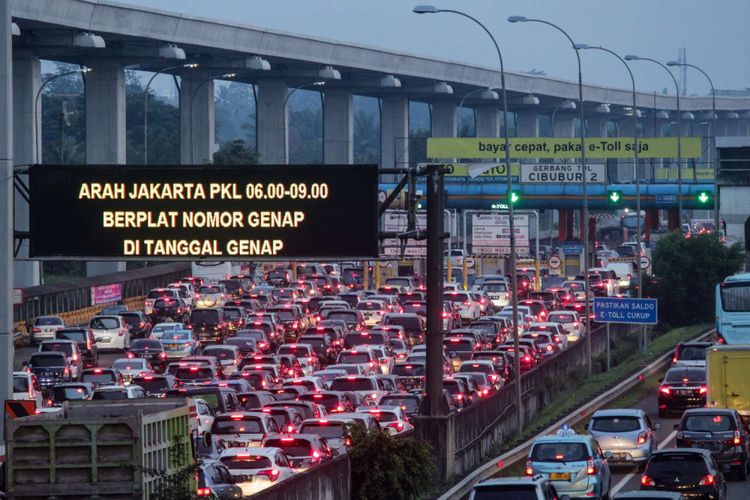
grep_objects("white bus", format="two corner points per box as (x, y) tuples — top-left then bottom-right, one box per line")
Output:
(190, 261), (243, 282)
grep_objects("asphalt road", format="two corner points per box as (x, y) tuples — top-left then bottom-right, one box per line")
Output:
(608, 391), (749, 499)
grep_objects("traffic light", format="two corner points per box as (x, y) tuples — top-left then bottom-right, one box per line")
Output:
(696, 190), (712, 205)
(508, 190), (521, 206)
(607, 190), (623, 207)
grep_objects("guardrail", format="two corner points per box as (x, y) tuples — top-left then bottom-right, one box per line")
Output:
(438, 327), (716, 500)
(13, 263), (190, 327)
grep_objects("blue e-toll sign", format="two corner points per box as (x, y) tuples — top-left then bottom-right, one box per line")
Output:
(593, 297), (658, 325)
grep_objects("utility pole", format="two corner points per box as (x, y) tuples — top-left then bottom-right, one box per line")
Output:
(425, 164), (445, 416)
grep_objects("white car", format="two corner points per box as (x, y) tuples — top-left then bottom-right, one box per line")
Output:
(299, 417), (358, 455)
(356, 405), (414, 435)
(89, 315), (131, 351)
(329, 375), (388, 405)
(220, 447), (295, 496)
(211, 412), (280, 448)
(13, 371), (43, 408)
(355, 300), (388, 327)
(480, 281), (511, 308)
(29, 315), (65, 345)
(190, 398), (216, 435)
(526, 322), (569, 350)
(201, 344), (242, 377)
(38, 339), (82, 379)
(195, 284), (229, 308)
(547, 311), (584, 343)
(91, 384), (147, 400)
(443, 291), (481, 323)
(366, 345), (394, 375)
(367, 295), (401, 313)
(167, 282), (194, 308)
(111, 358), (151, 384)
(149, 322), (184, 340)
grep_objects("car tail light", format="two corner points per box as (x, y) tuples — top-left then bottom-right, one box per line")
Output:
(258, 468), (281, 482)
(641, 474), (655, 487)
(196, 487), (212, 497)
(659, 386), (671, 395)
(344, 437), (352, 446)
(32, 327), (41, 333)
(159, 352), (167, 360)
(388, 422), (405, 432)
(482, 389), (490, 396)
(118, 329), (126, 337)
(370, 393), (378, 400)
(586, 457), (596, 475)
(699, 385), (707, 394)
(734, 430), (742, 445)
(523, 355), (531, 362)
(637, 431), (648, 445)
(699, 474), (715, 486)
(546, 345), (553, 351)
(64, 368), (70, 377)
(524, 460), (533, 476)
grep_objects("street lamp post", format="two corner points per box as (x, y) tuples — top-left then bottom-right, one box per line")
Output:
(189, 73), (236, 163)
(668, 61), (718, 232)
(34, 67), (91, 163)
(577, 45), (646, 350)
(413, 5), (521, 424)
(144, 63), (198, 165)
(509, 16), (592, 376)
(626, 55), (683, 224)
(283, 81), (326, 164)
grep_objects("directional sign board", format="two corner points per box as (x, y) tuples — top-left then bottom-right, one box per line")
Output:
(471, 213), (529, 255)
(562, 243), (583, 255)
(520, 163), (606, 184)
(594, 297), (658, 325)
(29, 164), (379, 260)
(382, 210), (426, 257)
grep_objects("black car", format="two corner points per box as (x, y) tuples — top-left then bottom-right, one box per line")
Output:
(127, 338), (168, 372)
(131, 373), (180, 397)
(658, 366), (707, 418)
(224, 337), (257, 357)
(26, 352), (73, 389)
(676, 408), (750, 480)
(190, 308), (229, 343)
(152, 297), (190, 323)
(641, 448), (727, 499)
(48, 383), (95, 406)
(55, 327), (99, 368)
(197, 460), (242, 499)
(120, 311), (152, 338)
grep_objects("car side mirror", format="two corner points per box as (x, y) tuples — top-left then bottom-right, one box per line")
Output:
(673, 423), (680, 430)
(654, 423), (662, 430)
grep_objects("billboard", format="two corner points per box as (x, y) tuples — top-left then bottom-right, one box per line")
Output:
(471, 213), (529, 255)
(29, 164), (379, 259)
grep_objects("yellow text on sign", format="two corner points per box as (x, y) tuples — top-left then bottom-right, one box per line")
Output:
(426, 137), (702, 159)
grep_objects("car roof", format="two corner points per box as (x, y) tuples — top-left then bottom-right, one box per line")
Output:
(591, 409), (645, 418)
(613, 491), (685, 499)
(474, 475), (548, 487)
(651, 448), (713, 458)
(533, 434), (593, 445)
(680, 408), (735, 416)
(220, 447), (280, 458)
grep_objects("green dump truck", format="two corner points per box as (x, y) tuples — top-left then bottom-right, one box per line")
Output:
(5, 398), (192, 499)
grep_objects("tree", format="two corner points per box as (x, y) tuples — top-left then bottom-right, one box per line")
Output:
(289, 108), (322, 164)
(645, 231), (744, 328)
(354, 110), (380, 164)
(212, 139), (259, 164)
(214, 82), (256, 145)
(349, 425), (435, 500)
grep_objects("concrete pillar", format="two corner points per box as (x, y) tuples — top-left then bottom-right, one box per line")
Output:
(323, 89), (353, 164)
(180, 74), (215, 164)
(257, 80), (288, 165)
(12, 54), (41, 287)
(558, 209), (568, 243)
(618, 119), (637, 183)
(516, 110), (539, 138)
(431, 101), (457, 138)
(380, 95), (409, 169)
(85, 61), (126, 276)
(553, 115), (576, 138)
(475, 105), (500, 137)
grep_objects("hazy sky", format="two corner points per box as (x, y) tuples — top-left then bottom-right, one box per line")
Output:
(119, 0), (749, 96)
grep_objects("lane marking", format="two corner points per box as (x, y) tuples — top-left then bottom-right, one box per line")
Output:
(610, 429), (678, 495)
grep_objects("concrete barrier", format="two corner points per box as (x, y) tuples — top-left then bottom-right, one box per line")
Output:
(249, 455), (351, 500)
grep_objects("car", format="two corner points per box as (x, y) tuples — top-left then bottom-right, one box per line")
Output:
(130, 373), (179, 397)
(298, 418), (356, 455)
(91, 384), (147, 400)
(48, 383), (95, 406)
(195, 284), (229, 308)
(190, 308), (229, 343)
(547, 311), (584, 343)
(520, 299), (551, 322)
(144, 288), (180, 316)
(443, 291), (482, 323)
(356, 300), (388, 326)
(38, 339), (82, 378)
(336, 348), (380, 375)
(202, 345), (243, 377)
(521, 331), (560, 358)
(444, 336), (480, 371)
(100, 304), (129, 316)
(127, 338), (168, 372)
(29, 315), (65, 345)
(391, 362), (426, 391)
(675, 408), (750, 480)
(658, 366), (707, 418)
(224, 337), (258, 357)
(355, 405), (413, 435)
(196, 459), (243, 499)
(211, 412), (281, 448)
(262, 434), (333, 471)
(151, 297), (190, 323)
(672, 342), (711, 367)
(282, 376), (327, 393)
(443, 376), (474, 409)
(89, 315), (131, 352)
(120, 311), (152, 338)
(469, 475), (565, 500)
(458, 360), (504, 388)
(26, 351), (73, 389)
(329, 375), (387, 405)
(160, 328), (198, 359)
(149, 322), (184, 340)
(112, 357), (152, 384)
(587, 409), (660, 467)
(54, 327), (99, 368)
(298, 390), (357, 414)
(236, 329), (274, 354)
(276, 344), (320, 375)
(613, 493), (685, 500)
(165, 386), (243, 414)
(79, 367), (123, 387)
(297, 334), (335, 364)
(174, 364), (222, 387)
(641, 449), (727, 499)
(381, 313), (426, 345)
(13, 371), (43, 408)
(237, 391), (278, 411)
(471, 350), (513, 381)
(219, 447), (295, 496)
(222, 306), (248, 334)
(260, 406), (305, 434)
(526, 427), (612, 499)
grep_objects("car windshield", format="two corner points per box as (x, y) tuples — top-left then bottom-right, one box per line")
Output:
(35, 317), (62, 326)
(133, 378), (170, 393)
(344, 334), (385, 348)
(444, 339), (474, 354)
(338, 353), (370, 364)
(459, 363), (492, 375)
(226, 338), (256, 350)
(678, 346), (707, 361)
(13, 376), (29, 392)
(52, 386), (89, 400)
(40, 343), (73, 355)
(530, 442), (589, 462)
(147, 290), (174, 299)
(330, 378), (375, 391)
(550, 314), (575, 324)
(199, 286), (221, 294)
(380, 397), (419, 413)
(646, 453), (708, 477)
(223, 309), (242, 320)
(278, 346), (310, 356)
(683, 414), (735, 432)
(113, 360), (146, 370)
(481, 283), (507, 292)
(57, 330), (86, 343)
(219, 280), (241, 292)
(591, 416), (641, 432)
(131, 340), (162, 350)
(299, 422), (346, 439)
(92, 390), (128, 400)
(386, 317), (421, 330)
(175, 367), (214, 380)
(664, 369), (705, 383)
(202, 348), (236, 360)
(721, 282), (750, 312)
(471, 486), (537, 500)
(469, 324), (495, 336)
(90, 317), (119, 329)
(392, 364), (425, 376)
(81, 372), (116, 384)
(212, 418), (262, 434)
(327, 311), (358, 322)
(220, 455), (272, 470)
(265, 439), (312, 458)
(191, 310), (219, 323)
(29, 354), (66, 367)
(161, 330), (191, 341)
(357, 302), (383, 311)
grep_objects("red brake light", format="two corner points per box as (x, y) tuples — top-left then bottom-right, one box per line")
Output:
(659, 386), (670, 395)
(196, 487), (212, 496)
(524, 460), (533, 476)
(637, 431), (648, 445)
(699, 474), (715, 486)
(586, 457), (596, 475)
(699, 385), (707, 394)
(641, 474), (655, 487)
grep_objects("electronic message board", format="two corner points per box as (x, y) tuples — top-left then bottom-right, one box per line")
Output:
(29, 164), (378, 260)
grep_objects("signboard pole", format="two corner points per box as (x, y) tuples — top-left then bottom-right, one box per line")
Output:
(425, 164), (445, 416)
(606, 323), (611, 371)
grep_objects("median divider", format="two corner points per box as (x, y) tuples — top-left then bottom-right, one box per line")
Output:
(438, 327), (715, 500)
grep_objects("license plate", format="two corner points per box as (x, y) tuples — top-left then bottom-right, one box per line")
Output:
(678, 389), (690, 395)
(99, 338), (111, 343)
(549, 472), (571, 480)
(168, 344), (180, 349)
(612, 452), (627, 460)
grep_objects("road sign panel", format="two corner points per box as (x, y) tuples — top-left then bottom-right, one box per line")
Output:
(655, 193), (677, 204)
(639, 255), (651, 270)
(594, 297), (658, 325)
(548, 255), (562, 269)
(520, 163), (606, 184)
(562, 244), (583, 255)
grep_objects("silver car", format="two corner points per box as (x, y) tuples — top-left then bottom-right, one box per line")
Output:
(587, 409), (660, 466)
(30, 315), (65, 344)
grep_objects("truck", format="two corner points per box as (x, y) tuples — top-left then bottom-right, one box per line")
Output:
(5, 399), (193, 499)
(706, 345), (750, 423)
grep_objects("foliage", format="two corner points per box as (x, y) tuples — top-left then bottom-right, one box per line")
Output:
(215, 82), (256, 145)
(289, 108), (322, 164)
(349, 425), (435, 500)
(141, 436), (200, 500)
(40, 63), (85, 164)
(212, 139), (259, 165)
(354, 109), (380, 164)
(644, 231), (744, 327)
